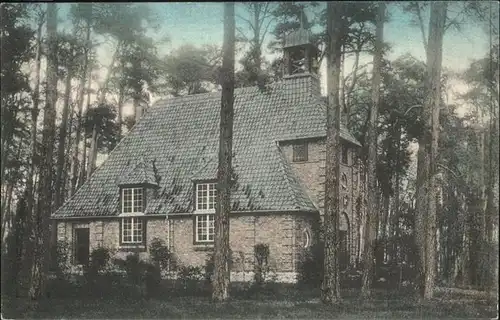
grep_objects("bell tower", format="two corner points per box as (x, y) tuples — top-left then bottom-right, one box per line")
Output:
(283, 26), (319, 77)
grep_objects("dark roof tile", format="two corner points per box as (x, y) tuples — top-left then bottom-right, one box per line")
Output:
(53, 75), (360, 218)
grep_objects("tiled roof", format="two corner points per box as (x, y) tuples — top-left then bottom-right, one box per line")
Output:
(118, 157), (159, 187)
(53, 75), (361, 218)
(284, 27), (313, 48)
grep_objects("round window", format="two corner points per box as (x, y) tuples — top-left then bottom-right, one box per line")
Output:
(302, 228), (311, 248)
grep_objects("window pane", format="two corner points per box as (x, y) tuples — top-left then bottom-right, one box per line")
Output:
(293, 143), (308, 162)
(196, 183), (218, 211)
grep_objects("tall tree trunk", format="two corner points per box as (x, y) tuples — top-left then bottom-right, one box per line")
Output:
(361, 2), (385, 298)
(70, 21), (91, 196)
(21, 16), (43, 297)
(379, 193), (390, 264)
(54, 70), (73, 209)
(62, 98), (75, 202)
(78, 75), (92, 189)
(322, 2), (343, 304)
(252, 2), (262, 75)
(30, 3), (58, 300)
(212, 2), (235, 303)
(52, 66), (73, 263)
(88, 31), (119, 179)
(391, 126), (402, 263)
(420, 2), (447, 300)
(485, 96), (498, 295)
(117, 85), (124, 139)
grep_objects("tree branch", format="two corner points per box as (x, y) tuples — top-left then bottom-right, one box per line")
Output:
(414, 2), (428, 55)
(236, 14), (256, 33)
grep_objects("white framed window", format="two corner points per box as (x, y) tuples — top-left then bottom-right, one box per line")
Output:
(196, 183), (216, 212)
(122, 188), (143, 213)
(195, 214), (214, 243)
(122, 217), (143, 244)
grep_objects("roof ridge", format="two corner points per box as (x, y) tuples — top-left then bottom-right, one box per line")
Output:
(151, 80), (289, 110)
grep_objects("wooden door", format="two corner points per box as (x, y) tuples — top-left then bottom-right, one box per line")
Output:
(74, 228), (90, 265)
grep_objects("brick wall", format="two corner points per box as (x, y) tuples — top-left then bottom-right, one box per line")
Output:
(279, 138), (362, 266)
(55, 211), (318, 278)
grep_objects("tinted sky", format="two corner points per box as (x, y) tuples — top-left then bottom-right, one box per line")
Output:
(55, 2), (496, 75)
(53, 2), (498, 115)
(146, 2), (494, 68)
(144, 2), (497, 109)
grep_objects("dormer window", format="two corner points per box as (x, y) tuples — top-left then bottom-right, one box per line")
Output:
(122, 187), (144, 213)
(293, 142), (308, 162)
(196, 183), (216, 212)
(120, 187), (145, 246)
(194, 182), (217, 244)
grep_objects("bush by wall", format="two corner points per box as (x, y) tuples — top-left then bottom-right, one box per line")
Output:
(254, 243), (270, 286)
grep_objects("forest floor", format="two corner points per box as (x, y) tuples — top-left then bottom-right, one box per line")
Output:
(2, 283), (497, 319)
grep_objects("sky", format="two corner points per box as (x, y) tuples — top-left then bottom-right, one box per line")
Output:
(52, 2), (498, 108)
(42, 2), (499, 124)
(130, 2), (497, 112)
(47, 2), (498, 166)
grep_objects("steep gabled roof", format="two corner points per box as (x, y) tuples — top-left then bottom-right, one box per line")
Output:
(53, 75), (360, 218)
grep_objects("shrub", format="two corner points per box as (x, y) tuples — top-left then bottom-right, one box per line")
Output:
(149, 238), (171, 272)
(55, 240), (72, 279)
(123, 253), (146, 286)
(177, 265), (205, 294)
(82, 247), (112, 296)
(254, 243), (270, 286)
(205, 254), (214, 282)
(144, 263), (162, 298)
(297, 241), (324, 288)
(90, 247), (111, 273)
(84, 247), (111, 279)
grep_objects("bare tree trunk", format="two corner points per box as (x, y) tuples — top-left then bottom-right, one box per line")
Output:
(70, 21), (91, 196)
(62, 98), (75, 202)
(391, 127), (402, 263)
(117, 85), (124, 139)
(322, 2), (343, 304)
(54, 70), (73, 209)
(212, 2), (235, 303)
(485, 97), (498, 296)
(379, 193), (390, 263)
(30, 3), (58, 300)
(340, 47), (346, 124)
(422, 2), (447, 300)
(252, 2), (262, 74)
(78, 78), (92, 189)
(88, 26), (119, 179)
(361, 2), (385, 298)
(22, 17), (43, 295)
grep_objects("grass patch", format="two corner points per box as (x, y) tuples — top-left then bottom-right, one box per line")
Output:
(2, 280), (497, 319)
